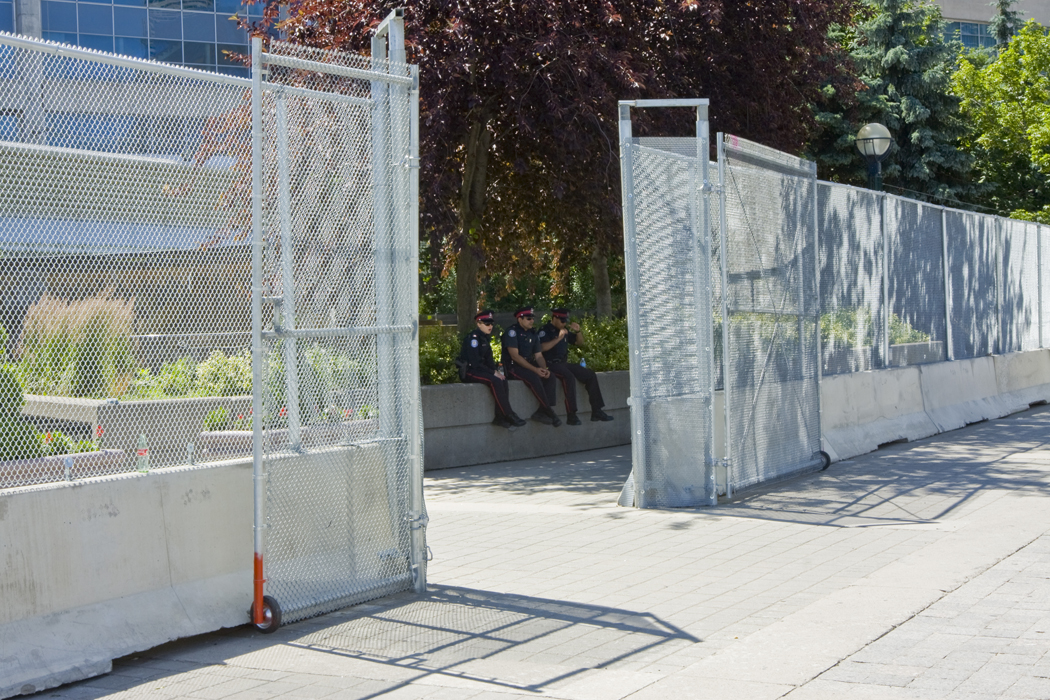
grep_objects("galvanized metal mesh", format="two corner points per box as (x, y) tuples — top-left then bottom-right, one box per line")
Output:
(1000, 217), (1041, 353)
(885, 196), (948, 366)
(0, 34), (253, 489)
(256, 41), (422, 622)
(946, 210), (999, 359)
(818, 183), (884, 374)
(720, 135), (822, 493)
(620, 133), (715, 508)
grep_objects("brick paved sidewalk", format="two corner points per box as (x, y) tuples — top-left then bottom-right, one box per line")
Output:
(31, 405), (1050, 699)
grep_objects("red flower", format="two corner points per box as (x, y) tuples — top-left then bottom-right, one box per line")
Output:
(45, 432), (52, 442)
(237, 414), (244, 420)
(279, 407), (287, 417)
(96, 425), (104, 437)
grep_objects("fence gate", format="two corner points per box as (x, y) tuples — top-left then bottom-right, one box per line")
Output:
(717, 134), (824, 495)
(250, 17), (425, 630)
(616, 99), (717, 508)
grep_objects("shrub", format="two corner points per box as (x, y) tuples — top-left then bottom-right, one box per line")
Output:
(0, 365), (43, 461)
(203, 407), (230, 432)
(196, 350), (252, 397)
(0, 363), (25, 417)
(419, 325), (460, 385)
(16, 289), (135, 399)
(565, 315), (629, 372)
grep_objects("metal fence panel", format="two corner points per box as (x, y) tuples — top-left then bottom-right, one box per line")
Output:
(0, 35), (253, 489)
(1000, 218), (1041, 353)
(946, 210), (999, 359)
(885, 196), (948, 366)
(255, 39), (422, 623)
(818, 183), (884, 374)
(618, 104), (716, 508)
(719, 135), (822, 493)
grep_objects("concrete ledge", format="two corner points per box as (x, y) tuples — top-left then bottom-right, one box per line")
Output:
(920, 357), (1012, 432)
(994, 349), (1050, 411)
(422, 371), (631, 470)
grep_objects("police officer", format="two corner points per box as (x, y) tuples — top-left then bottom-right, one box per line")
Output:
(502, 306), (562, 427)
(539, 308), (614, 424)
(459, 310), (527, 430)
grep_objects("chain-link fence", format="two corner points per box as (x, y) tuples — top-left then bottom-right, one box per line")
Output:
(617, 101), (716, 508)
(0, 27), (424, 625)
(718, 135), (823, 494)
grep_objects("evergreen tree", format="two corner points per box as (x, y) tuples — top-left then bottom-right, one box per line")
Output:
(810, 0), (974, 203)
(989, 0), (1023, 49)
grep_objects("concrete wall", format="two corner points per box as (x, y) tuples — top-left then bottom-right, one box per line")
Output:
(820, 350), (1050, 462)
(422, 371), (631, 471)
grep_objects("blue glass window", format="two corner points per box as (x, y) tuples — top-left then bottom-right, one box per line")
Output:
(245, 1), (261, 17)
(215, 14), (244, 43)
(114, 6), (146, 35)
(43, 30), (79, 43)
(182, 40), (214, 64)
(113, 0), (146, 7)
(182, 11), (214, 41)
(148, 8), (180, 38)
(78, 34), (113, 51)
(946, 21), (996, 50)
(0, 114), (18, 142)
(0, 2), (15, 33)
(182, 0), (213, 10)
(215, 0), (239, 13)
(115, 35), (148, 56)
(77, 3), (112, 34)
(146, 0), (179, 8)
(149, 38), (181, 62)
(217, 64), (247, 77)
(42, 1), (77, 32)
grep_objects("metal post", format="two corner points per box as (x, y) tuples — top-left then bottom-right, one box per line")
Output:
(250, 36), (266, 626)
(276, 95), (301, 449)
(372, 19), (394, 442)
(695, 104), (716, 506)
(881, 193), (890, 367)
(407, 64), (426, 594)
(996, 217), (1004, 355)
(1039, 223), (1044, 349)
(717, 133), (733, 500)
(812, 172), (823, 454)
(941, 207), (954, 361)
(618, 102), (646, 508)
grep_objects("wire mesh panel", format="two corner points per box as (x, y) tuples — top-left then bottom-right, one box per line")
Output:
(946, 210), (999, 359)
(818, 183), (883, 374)
(719, 134), (822, 493)
(1000, 218), (1041, 353)
(886, 196), (948, 366)
(0, 34), (253, 489)
(255, 39), (423, 622)
(618, 104), (716, 508)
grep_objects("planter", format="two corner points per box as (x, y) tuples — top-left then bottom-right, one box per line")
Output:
(196, 419), (379, 459)
(0, 449), (126, 489)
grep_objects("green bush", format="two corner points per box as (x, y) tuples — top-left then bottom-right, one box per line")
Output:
(0, 363), (25, 417)
(0, 365), (43, 461)
(419, 325), (460, 385)
(565, 315), (629, 372)
(196, 350), (252, 397)
(820, 307), (930, 347)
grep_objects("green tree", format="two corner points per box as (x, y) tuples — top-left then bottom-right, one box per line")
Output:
(952, 21), (1050, 222)
(989, 0), (1023, 49)
(810, 0), (974, 203)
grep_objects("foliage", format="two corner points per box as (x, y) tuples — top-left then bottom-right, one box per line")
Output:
(196, 350), (253, 397)
(565, 316), (629, 373)
(419, 326), (460, 386)
(256, 1), (856, 333)
(989, 0), (1023, 49)
(0, 321), (8, 361)
(821, 307), (931, 346)
(0, 365), (44, 462)
(40, 430), (96, 457)
(16, 289), (136, 399)
(0, 363), (24, 417)
(952, 22), (1050, 219)
(811, 0), (974, 204)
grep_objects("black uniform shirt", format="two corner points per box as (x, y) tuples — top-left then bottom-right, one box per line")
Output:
(501, 322), (541, 367)
(459, 329), (496, 372)
(539, 323), (577, 363)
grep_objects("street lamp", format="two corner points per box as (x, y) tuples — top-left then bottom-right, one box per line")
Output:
(855, 123), (892, 191)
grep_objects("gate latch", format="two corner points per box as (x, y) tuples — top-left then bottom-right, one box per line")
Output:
(405, 512), (429, 530)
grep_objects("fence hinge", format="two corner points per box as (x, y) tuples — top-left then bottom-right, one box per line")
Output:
(398, 155), (420, 169)
(405, 512), (430, 530)
(701, 181), (723, 195)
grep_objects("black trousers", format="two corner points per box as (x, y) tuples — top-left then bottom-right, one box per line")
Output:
(507, 365), (557, 409)
(464, 368), (514, 418)
(549, 362), (605, 414)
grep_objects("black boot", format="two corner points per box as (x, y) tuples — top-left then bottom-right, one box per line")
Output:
(591, 409), (614, 422)
(543, 406), (562, 428)
(530, 409), (554, 425)
(507, 412), (527, 427)
(492, 415), (517, 431)
(566, 412), (582, 426)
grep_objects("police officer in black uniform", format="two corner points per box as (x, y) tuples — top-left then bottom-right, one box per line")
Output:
(459, 310), (527, 430)
(502, 306), (562, 427)
(539, 308), (614, 425)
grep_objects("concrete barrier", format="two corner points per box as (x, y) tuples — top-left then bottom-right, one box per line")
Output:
(993, 349), (1050, 411)
(422, 371), (631, 470)
(919, 356), (1011, 432)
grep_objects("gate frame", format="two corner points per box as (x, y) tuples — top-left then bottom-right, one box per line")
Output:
(618, 98), (716, 508)
(250, 11), (424, 629)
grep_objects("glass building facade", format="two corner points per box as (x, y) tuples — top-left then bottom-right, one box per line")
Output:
(945, 21), (997, 50)
(1, 0), (264, 76)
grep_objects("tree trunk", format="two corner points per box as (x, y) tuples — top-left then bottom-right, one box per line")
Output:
(592, 247), (612, 318)
(455, 114), (492, 335)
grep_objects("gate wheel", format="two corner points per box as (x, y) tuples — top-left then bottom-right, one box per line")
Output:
(819, 451), (831, 471)
(249, 595), (282, 634)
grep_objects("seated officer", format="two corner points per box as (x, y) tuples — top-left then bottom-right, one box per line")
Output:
(459, 310), (526, 430)
(502, 306), (561, 427)
(539, 308), (614, 424)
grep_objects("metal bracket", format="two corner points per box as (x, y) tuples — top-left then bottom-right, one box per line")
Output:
(405, 512), (430, 530)
(398, 155), (420, 169)
(701, 181), (723, 194)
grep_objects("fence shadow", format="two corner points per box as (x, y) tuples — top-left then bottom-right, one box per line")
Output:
(63, 585), (697, 698)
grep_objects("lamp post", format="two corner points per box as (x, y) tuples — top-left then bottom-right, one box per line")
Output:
(856, 123), (892, 191)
